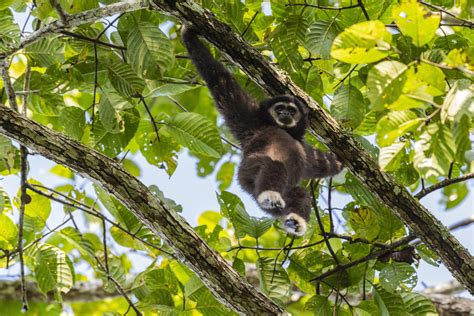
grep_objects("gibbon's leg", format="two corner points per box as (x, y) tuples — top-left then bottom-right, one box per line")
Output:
(282, 187), (311, 236)
(253, 159), (288, 211)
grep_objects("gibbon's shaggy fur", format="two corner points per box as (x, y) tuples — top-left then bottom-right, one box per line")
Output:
(182, 25), (343, 236)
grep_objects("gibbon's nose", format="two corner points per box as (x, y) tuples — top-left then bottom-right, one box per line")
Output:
(281, 110), (291, 117)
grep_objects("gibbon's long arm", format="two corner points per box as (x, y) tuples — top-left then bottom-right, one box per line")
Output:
(181, 25), (260, 143)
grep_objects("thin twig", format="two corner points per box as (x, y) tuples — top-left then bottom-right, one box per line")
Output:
(310, 180), (339, 265)
(50, 0), (68, 23)
(242, 11), (259, 37)
(60, 30), (126, 50)
(415, 173), (474, 199)
(327, 178), (334, 233)
(102, 219), (110, 275)
(141, 96), (161, 143)
(357, 0), (370, 21)
(310, 235), (416, 282)
(286, 3), (359, 11)
(26, 184), (174, 257)
(418, 0), (474, 28)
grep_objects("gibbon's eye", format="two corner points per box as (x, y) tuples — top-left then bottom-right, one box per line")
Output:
(275, 104), (284, 112)
(288, 108), (297, 115)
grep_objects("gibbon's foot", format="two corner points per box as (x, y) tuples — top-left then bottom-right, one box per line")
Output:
(282, 213), (307, 236)
(257, 190), (286, 209)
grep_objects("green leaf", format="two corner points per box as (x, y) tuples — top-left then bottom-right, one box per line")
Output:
(373, 283), (407, 316)
(270, 15), (307, 72)
(217, 191), (274, 239)
(161, 112), (223, 158)
(441, 79), (474, 123)
(393, 0), (440, 47)
(380, 262), (417, 292)
(379, 141), (406, 171)
(331, 20), (392, 64)
(94, 184), (141, 232)
(92, 108), (140, 157)
(33, 244), (73, 295)
(306, 19), (340, 59)
(305, 295), (332, 315)
(127, 22), (174, 79)
(330, 84), (366, 129)
(342, 205), (380, 241)
(414, 123), (456, 178)
(59, 107), (86, 141)
(56, 227), (96, 262)
(367, 61), (408, 111)
(25, 37), (64, 67)
(376, 110), (422, 147)
(50, 164), (75, 179)
(416, 244), (439, 267)
(146, 83), (199, 97)
(402, 292), (437, 315)
(0, 12), (20, 53)
(452, 115), (472, 162)
(0, 214), (17, 250)
(185, 275), (231, 315)
(98, 92), (129, 134)
(107, 63), (145, 98)
(257, 257), (291, 305)
(216, 161), (235, 191)
(19, 179), (52, 235)
(149, 185), (183, 213)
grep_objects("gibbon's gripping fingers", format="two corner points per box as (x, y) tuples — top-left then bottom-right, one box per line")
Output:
(282, 213), (307, 237)
(257, 190), (286, 209)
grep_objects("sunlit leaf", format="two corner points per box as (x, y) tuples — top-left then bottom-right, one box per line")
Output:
(441, 79), (474, 123)
(367, 61), (408, 111)
(257, 257), (291, 305)
(380, 262), (417, 292)
(393, 0), (440, 47)
(331, 21), (392, 64)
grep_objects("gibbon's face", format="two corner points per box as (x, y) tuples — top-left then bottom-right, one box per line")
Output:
(269, 101), (303, 128)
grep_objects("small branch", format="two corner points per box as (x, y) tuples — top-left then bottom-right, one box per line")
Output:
(0, 58), (19, 111)
(50, 0), (68, 23)
(327, 178), (334, 233)
(2, 0), (149, 58)
(310, 235), (416, 283)
(60, 30), (126, 50)
(26, 184), (174, 257)
(140, 96), (160, 143)
(242, 11), (259, 37)
(357, 0), (370, 21)
(415, 173), (474, 199)
(310, 180), (339, 265)
(101, 219), (109, 275)
(418, 0), (474, 29)
(286, 3), (359, 11)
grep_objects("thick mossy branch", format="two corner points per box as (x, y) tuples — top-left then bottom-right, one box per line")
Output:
(150, 0), (473, 292)
(0, 106), (284, 315)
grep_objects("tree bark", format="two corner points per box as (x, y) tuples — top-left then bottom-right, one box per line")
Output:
(0, 107), (284, 315)
(149, 0), (474, 293)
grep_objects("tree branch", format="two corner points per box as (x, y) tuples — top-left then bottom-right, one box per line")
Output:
(149, 0), (474, 292)
(415, 173), (474, 199)
(0, 106), (283, 315)
(1, 0), (149, 58)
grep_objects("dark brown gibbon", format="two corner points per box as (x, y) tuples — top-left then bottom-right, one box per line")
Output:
(182, 25), (343, 236)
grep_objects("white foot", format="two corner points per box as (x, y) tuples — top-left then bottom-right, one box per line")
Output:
(282, 213), (307, 236)
(257, 190), (286, 209)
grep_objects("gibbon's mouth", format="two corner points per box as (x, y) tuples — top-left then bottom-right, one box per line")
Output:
(277, 117), (296, 127)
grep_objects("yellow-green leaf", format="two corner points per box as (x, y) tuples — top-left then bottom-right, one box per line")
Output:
(393, 0), (440, 47)
(331, 21), (392, 64)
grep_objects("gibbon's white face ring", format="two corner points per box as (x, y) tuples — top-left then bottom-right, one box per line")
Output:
(270, 102), (300, 128)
